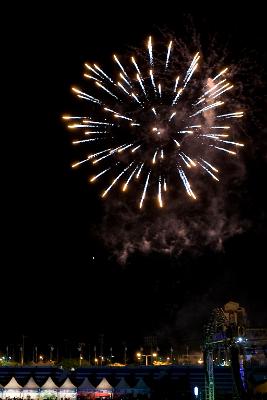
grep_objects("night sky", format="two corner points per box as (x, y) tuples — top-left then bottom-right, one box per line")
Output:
(3, 3), (267, 357)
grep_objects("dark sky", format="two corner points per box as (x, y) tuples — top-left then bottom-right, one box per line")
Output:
(3, 2), (267, 357)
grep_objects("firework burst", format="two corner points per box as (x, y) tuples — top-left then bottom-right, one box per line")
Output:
(63, 36), (244, 209)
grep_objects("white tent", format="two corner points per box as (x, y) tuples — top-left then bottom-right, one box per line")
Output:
(132, 378), (150, 397)
(22, 377), (40, 399)
(59, 378), (76, 399)
(41, 377), (58, 390)
(24, 378), (39, 390)
(4, 377), (22, 399)
(95, 378), (113, 398)
(77, 378), (95, 393)
(40, 377), (58, 399)
(115, 378), (131, 395)
(95, 378), (112, 391)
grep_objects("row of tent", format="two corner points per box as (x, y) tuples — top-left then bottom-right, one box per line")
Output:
(0, 376), (150, 398)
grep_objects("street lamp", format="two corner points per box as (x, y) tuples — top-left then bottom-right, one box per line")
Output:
(194, 386), (199, 399)
(78, 343), (85, 367)
(136, 352), (142, 366)
(20, 346), (23, 366)
(87, 344), (91, 366)
(49, 345), (54, 362)
(94, 346), (97, 364)
(109, 347), (113, 364)
(186, 345), (189, 363)
(152, 352), (158, 365)
(124, 347), (127, 365)
(21, 335), (25, 366)
(136, 352), (157, 366)
(33, 345), (38, 363)
(170, 346), (174, 363)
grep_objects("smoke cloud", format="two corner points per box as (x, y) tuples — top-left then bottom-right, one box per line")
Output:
(97, 151), (249, 264)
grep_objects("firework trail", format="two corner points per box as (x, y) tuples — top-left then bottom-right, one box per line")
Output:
(63, 36), (244, 209)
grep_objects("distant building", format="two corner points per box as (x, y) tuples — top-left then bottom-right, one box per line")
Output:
(223, 301), (247, 336)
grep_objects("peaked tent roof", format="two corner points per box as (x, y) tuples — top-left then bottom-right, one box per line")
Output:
(133, 378), (150, 390)
(24, 377), (40, 389)
(60, 378), (76, 390)
(115, 378), (131, 390)
(96, 378), (113, 390)
(4, 377), (22, 389)
(5, 376), (22, 389)
(41, 377), (58, 389)
(78, 378), (95, 390)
